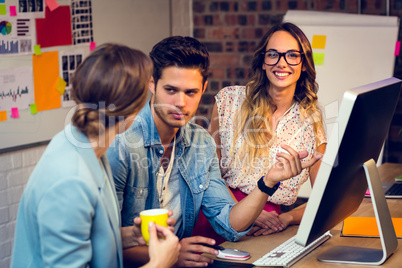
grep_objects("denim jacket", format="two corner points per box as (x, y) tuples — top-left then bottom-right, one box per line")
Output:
(107, 102), (249, 241)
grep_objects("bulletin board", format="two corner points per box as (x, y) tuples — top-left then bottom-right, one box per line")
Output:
(0, 0), (170, 153)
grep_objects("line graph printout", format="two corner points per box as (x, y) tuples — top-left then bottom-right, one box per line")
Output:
(0, 66), (34, 111)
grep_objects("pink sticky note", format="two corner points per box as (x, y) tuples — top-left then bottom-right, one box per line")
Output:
(90, 42), (96, 51)
(395, 41), (400, 56)
(11, 107), (19, 118)
(45, 0), (59, 11)
(9, 5), (16, 16)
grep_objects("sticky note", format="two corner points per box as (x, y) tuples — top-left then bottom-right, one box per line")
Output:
(56, 77), (67, 95)
(0, 5), (6, 15)
(313, 52), (325, 65)
(45, 0), (59, 11)
(0, 0), (5, 3)
(30, 104), (38, 114)
(312, 35), (327, 49)
(0, 111), (7, 122)
(33, 51), (62, 112)
(395, 41), (400, 56)
(34, 45), (41, 55)
(90, 42), (96, 51)
(11, 108), (19, 118)
(9, 6), (16, 16)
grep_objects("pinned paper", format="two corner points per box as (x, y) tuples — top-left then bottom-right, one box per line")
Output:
(11, 107), (19, 118)
(32, 51), (62, 112)
(313, 52), (325, 65)
(30, 103), (38, 114)
(9, 6), (16, 16)
(55, 77), (67, 95)
(0, 5), (6, 15)
(45, 0), (59, 12)
(0, 111), (7, 122)
(36, 6), (72, 48)
(34, 45), (41, 55)
(312, 35), (327, 49)
(395, 41), (400, 56)
(90, 42), (96, 51)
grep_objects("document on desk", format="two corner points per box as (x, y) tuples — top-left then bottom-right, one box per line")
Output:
(341, 217), (402, 238)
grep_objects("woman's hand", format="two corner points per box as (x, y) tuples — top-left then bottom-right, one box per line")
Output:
(144, 222), (180, 268)
(264, 144), (322, 187)
(247, 211), (293, 236)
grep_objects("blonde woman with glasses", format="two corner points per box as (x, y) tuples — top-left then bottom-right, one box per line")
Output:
(209, 22), (326, 237)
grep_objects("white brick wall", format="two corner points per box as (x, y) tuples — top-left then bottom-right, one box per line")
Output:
(0, 145), (47, 268)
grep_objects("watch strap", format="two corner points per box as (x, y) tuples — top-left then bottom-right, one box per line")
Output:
(257, 176), (280, 196)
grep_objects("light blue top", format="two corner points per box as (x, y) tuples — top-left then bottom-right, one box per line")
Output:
(107, 102), (250, 241)
(11, 124), (123, 268)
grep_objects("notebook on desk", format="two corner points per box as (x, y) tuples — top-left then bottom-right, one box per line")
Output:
(365, 182), (402, 198)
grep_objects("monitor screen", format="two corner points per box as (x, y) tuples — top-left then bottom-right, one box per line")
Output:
(295, 77), (401, 248)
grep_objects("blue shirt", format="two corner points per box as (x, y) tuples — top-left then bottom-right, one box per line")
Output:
(11, 125), (122, 268)
(107, 102), (249, 241)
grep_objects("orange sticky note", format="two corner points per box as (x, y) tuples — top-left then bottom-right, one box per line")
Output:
(0, 111), (7, 122)
(45, 0), (59, 11)
(90, 42), (96, 51)
(9, 5), (16, 16)
(32, 51), (62, 112)
(312, 35), (327, 49)
(55, 77), (67, 95)
(11, 107), (19, 118)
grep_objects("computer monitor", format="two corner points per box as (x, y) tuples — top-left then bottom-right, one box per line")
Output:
(295, 77), (401, 265)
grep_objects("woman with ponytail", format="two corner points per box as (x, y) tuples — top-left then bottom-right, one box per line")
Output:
(209, 22), (326, 236)
(11, 44), (180, 268)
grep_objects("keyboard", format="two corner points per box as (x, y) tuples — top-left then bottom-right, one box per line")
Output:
(385, 183), (402, 196)
(253, 231), (332, 267)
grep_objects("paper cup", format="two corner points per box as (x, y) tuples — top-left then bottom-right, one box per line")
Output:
(140, 208), (169, 245)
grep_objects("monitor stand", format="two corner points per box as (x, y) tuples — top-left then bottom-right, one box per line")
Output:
(317, 159), (398, 265)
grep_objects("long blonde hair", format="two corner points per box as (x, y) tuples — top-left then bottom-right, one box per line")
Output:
(232, 22), (323, 163)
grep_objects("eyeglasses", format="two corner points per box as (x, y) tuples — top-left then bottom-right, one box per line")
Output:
(262, 50), (304, 66)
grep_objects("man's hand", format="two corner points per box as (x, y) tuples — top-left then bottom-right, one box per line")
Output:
(175, 236), (219, 267)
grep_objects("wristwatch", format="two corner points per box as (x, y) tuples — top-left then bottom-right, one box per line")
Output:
(257, 176), (280, 196)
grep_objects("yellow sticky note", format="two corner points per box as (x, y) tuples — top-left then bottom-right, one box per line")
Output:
(56, 77), (67, 95)
(30, 103), (38, 114)
(312, 35), (327, 49)
(34, 45), (41, 55)
(0, 110), (7, 122)
(0, 5), (6, 15)
(313, 52), (325, 65)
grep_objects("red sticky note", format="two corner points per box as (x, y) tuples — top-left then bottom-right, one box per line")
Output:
(90, 42), (96, 51)
(9, 5), (16, 16)
(11, 107), (19, 118)
(35, 6), (72, 48)
(45, 0), (59, 12)
(395, 41), (400, 56)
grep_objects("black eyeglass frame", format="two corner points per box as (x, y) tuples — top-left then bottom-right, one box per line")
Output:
(262, 50), (304, 66)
